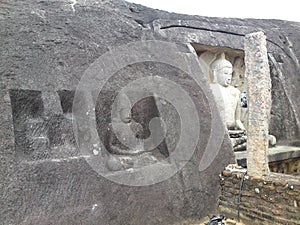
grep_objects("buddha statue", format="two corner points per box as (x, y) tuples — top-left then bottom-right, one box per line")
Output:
(105, 93), (159, 171)
(209, 53), (276, 151)
(209, 53), (246, 150)
(210, 53), (245, 130)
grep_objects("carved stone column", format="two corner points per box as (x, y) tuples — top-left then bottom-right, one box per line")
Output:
(244, 32), (271, 177)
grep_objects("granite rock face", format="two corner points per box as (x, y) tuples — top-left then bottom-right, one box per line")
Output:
(0, 0), (300, 224)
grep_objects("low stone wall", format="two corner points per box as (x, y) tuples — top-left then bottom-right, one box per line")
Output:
(269, 157), (300, 175)
(219, 170), (300, 224)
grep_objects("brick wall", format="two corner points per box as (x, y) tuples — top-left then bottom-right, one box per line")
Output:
(219, 170), (300, 224)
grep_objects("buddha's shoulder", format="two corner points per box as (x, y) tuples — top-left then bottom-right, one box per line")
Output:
(228, 86), (241, 94)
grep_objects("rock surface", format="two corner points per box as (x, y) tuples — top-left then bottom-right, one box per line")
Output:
(0, 0), (300, 224)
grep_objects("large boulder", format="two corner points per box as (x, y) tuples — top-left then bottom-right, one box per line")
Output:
(0, 0), (299, 224)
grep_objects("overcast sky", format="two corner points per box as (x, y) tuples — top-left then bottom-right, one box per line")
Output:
(125, 0), (300, 22)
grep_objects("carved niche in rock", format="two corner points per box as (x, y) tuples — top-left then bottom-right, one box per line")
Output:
(194, 46), (247, 151)
(194, 45), (276, 151)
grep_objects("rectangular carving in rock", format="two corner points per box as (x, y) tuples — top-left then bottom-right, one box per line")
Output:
(9, 89), (49, 160)
(9, 89), (77, 160)
(244, 32), (272, 177)
(57, 90), (75, 114)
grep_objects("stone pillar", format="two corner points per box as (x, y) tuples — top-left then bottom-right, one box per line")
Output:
(244, 32), (271, 177)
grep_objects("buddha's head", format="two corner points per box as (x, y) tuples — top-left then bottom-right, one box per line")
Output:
(112, 92), (132, 123)
(210, 53), (233, 87)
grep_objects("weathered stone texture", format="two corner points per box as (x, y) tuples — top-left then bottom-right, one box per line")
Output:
(0, 1), (234, 224)
(244, 32), (271, 177)
(1, 0), (300, 224)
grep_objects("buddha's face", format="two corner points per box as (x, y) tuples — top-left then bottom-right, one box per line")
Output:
(215, 66), (233, 87)
(120, 108), (131, 123)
